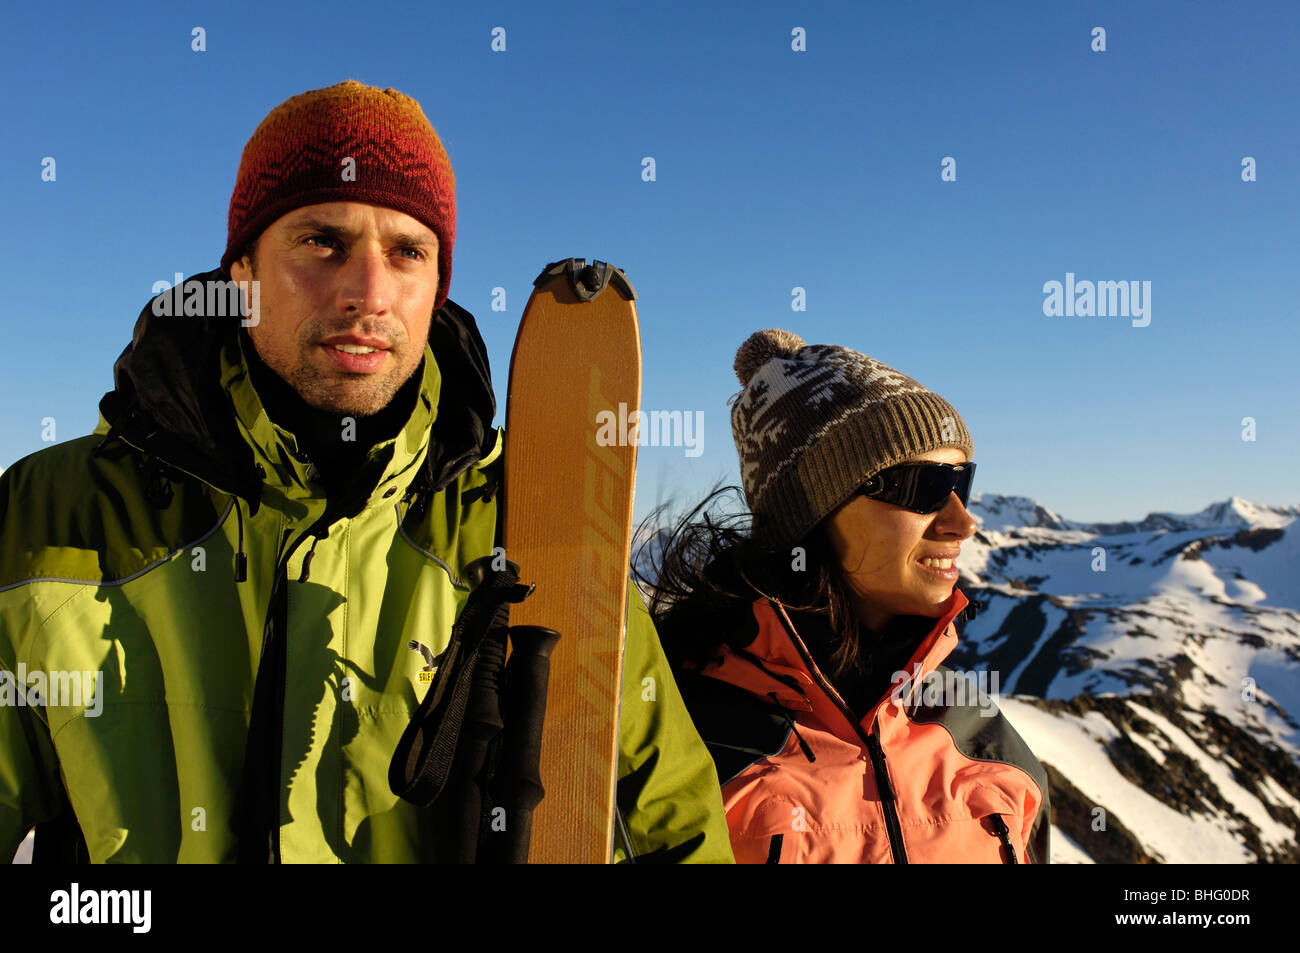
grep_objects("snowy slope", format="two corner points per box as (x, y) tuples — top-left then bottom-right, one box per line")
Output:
(959, 494), (1300, 863)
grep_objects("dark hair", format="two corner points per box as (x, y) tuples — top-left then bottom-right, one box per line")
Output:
(635, 484), (867, 677)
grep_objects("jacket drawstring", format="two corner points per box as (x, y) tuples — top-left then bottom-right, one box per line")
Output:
(958, 598), (984, 623)
(402, 465), (435, 523)
(299, 531), (324, 583)
(92, 406), (140, 460)
(92, 425), (121, 460)
(989, 814), (1019, 863)
(767, 692), (816, 763)
(233, 498), (248, 583)
(141, 456), (174, 510)
(233, 464), (265, 584)
(733, 645), (810, 701)
(901, 667), (924, 713)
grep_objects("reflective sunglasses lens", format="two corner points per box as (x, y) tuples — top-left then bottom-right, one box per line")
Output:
(916, 469), (952, 513)
(904, 463), (975, 513)
(952, 464), (974, 507)
(864, 462), (975, 513)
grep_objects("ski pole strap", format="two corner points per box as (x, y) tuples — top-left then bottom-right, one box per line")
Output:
(389, 556), (533, 807)
(443, 623), (510, 862)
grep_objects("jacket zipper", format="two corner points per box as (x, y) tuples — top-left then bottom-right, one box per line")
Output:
(239, 516), (332, 863)
(989, 814), (1019, 864)
(263, 562), (290, 864)
(250, 470), (378, 861)
(768, 602), (910, 864)
(864, 726), (908, 865)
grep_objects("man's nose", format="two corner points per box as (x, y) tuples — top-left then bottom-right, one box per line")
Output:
(337, 243), (392, 315)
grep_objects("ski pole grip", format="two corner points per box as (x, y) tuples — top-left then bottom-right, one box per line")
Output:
(497, 624), (561, 863)
(449, 626), (508, 862)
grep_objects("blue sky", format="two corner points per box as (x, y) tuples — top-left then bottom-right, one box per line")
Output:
(2, 0), (1297, 524)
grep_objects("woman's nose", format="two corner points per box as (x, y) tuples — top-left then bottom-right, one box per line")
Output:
(935, 493), (978, 538)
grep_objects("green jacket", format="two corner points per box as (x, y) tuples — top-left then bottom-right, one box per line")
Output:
(0, 270), (733, 863)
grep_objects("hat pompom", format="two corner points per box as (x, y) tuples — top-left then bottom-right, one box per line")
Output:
(734, 329), (806, 386)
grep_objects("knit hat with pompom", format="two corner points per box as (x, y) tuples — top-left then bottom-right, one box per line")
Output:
(729, 329), (973, 548)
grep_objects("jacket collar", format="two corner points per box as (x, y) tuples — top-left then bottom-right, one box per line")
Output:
(217, 330), (439, 515)
(706, 589), (972, 720)
(96, 268), (497, 511)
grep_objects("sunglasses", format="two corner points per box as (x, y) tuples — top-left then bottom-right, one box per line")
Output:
(858, 461), (975, 515)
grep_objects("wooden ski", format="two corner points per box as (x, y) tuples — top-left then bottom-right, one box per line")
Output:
(503, 258), (641, 863)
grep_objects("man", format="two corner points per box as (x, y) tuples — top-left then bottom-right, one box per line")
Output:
(0, 80), (732, 863)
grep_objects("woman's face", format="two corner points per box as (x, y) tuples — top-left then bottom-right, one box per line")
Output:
(823, 446), (977, 632)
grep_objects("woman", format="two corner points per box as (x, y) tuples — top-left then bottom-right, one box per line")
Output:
(643, 329), (1050, 864)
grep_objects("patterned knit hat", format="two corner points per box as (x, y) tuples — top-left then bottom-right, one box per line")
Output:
(730, 329), (974, 549)
(221, 79), (456, 310)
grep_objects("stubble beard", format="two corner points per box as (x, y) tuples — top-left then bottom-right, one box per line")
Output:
(247, 280), (418, 417)
(287, 347), (415, 417)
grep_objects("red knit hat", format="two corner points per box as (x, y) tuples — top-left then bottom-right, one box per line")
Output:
(221, 80), (456, 310)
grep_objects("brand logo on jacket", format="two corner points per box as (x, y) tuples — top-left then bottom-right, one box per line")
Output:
(407, 639), (440, 683)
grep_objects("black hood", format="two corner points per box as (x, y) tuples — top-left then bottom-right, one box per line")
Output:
(98, 267), (498, 502)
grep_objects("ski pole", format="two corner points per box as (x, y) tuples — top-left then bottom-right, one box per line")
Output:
(488, 624), (561, 863)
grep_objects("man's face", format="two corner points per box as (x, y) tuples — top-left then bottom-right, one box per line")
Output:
(229, 201), (439, 416)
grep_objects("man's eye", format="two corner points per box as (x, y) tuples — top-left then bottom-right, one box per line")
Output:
(302, 237), (425, 260)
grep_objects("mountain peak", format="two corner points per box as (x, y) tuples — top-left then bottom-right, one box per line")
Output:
(969, 493), (1299, 536)
(1142, 497), (1299, 533)
(967, 493), (1073, 533)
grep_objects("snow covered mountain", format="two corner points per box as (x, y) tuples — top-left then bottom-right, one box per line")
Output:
(972, 492), (1300, 537)
(956, 493), (1300, 863)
